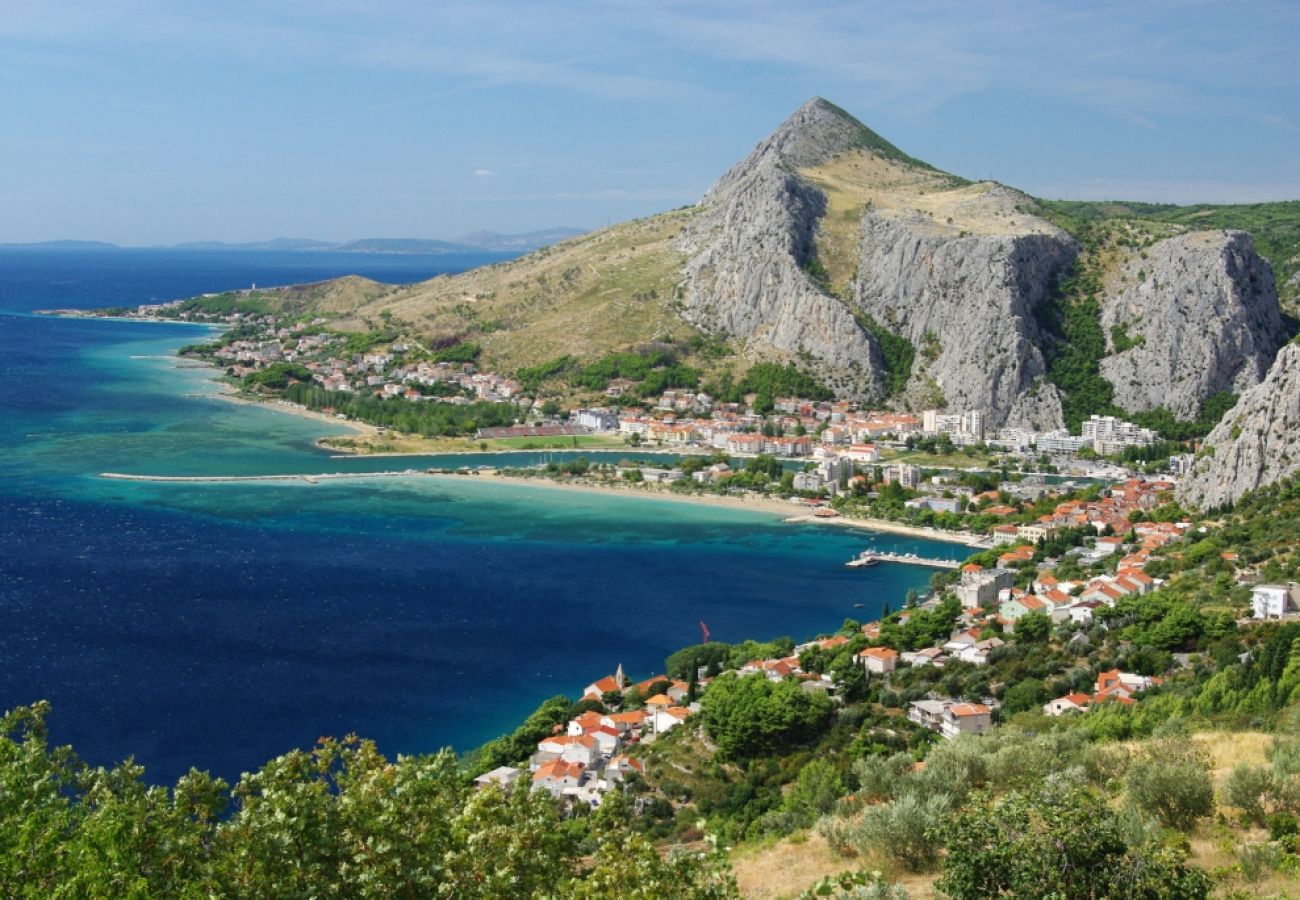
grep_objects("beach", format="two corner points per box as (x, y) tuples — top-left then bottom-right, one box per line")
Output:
(210, 388), (378, 437)
(471, 472), (989, 546)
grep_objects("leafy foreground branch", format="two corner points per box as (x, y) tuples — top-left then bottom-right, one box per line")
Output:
(0, 702), (736, 899)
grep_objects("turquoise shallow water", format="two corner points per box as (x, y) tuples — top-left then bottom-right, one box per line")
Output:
(0, 252), (970, 783)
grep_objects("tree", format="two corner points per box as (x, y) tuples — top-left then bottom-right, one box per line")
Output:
(1001, 678), (1049, 716)
(0, 702), (739, 897)
(666, 642), (732, 681)
(856, 792), (950, 871)
(1013, 611), (1051, 644)
(700, 675), (833, 759)
(938, 785), (1210, 899)
(1126, 740), (1215, 831)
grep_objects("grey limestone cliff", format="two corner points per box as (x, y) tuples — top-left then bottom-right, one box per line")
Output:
(1178, 341), (1300, 509)
(1099, 231), (1285, 420)
(677, 99), (885, 399)
(852, 194), (1078, 429)
(674, 97), (1289, 425)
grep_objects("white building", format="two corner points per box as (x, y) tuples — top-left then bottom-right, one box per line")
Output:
(1082, 415), (1158, 455)
(883, 463), (920, 489)
(1252, 583), (1300, 620)
(1035, 430), (1091, 454)
(575, 408), (619, 432)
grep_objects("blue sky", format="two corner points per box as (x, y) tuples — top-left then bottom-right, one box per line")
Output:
(2, 0), (1298, 244)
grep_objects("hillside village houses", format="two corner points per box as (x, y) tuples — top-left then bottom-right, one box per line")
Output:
(187, 302), (1172, 467)
(480, 468), (1193, 803)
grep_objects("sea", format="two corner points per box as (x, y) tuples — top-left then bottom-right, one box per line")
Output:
(0, 247), (970, 784)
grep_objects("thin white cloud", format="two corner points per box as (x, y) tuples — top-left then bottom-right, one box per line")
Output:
(472, 168), (497, 178)
(4, 1), (1297, 117)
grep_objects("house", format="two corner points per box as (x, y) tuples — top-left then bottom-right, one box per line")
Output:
(990, 524), (1021, 545)
(601, 710), (648, 734)
(567, 711), (605, 736)
(666, 680), (692, 703)
(908, 699), (949, 731)
(943, 628), (981, 653)
(586, 726), (621, 757)
(901, 647), (945, 667)
(1078, 582), (1126, 608)
(537, 734), (598, 767)
(643, 693), (674, 712)
(1043, 693), (1093, 716)
(473, 766), (521, 790)
(1252, 583), (1300, 619)
(583, 666), (627, 700)
(1064, 599), (1104, 625)
(651, 706), (692, 734)
(1095, 669), (1159, 700)
(604, 755), (643, 784)
(1094, 536), (1125, 555)
(956, 637), (1004, 666)
(999, 594), (1048, 622)
(955, 567), (1015, 608)
(909, 699), (993, 739)
(1017, 523), (1059, 544)
(855, 646), (899, 675)
(942, 703), (992, 739)
(844, 443), (879, 463)
(531, 760), (586, 798)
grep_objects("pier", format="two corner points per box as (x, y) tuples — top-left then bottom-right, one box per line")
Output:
(846, 551), (961, 570)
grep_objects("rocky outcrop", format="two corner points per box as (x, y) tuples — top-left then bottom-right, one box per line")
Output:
(677, 99), (884, 399)
(676, 96), (1289, 419)
(1099, 231), (1285, 419)
(1178, 341), (1300, 509)
(852, 205), (1078, 428)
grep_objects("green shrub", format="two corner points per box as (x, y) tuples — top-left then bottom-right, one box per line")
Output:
(1126, 741), (1214, 831)
(855, 792), (949, 871)
(851, 752), (914, 802)
(938, 785), (1210, 899)
(1222, 763), (1277, 826)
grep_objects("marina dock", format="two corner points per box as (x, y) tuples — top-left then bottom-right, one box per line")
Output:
(846, 551), (961, 570)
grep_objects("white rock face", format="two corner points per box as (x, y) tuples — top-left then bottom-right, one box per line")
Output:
(1178, 341), (1300, 509)
(853, 208), (1078, 428)
(1099, 231), (1285, 419)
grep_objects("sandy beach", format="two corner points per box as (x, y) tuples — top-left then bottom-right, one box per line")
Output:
(210, 387), (378, 437)
(459, 471), (990, 547)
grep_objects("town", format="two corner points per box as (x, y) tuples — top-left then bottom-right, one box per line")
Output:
(141, 299), (1183, 488)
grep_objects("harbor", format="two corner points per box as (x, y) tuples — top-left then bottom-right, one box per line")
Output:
(846, 550), (962, 570)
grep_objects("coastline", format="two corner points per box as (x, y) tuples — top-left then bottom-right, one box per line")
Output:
(211, 389), (378, 437)
(116, 327), (985, 550)
(36, 310), (223, 327)
(431, 471), (988, 548)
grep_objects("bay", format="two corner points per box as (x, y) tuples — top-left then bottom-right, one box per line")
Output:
(0, 249), (968, 784)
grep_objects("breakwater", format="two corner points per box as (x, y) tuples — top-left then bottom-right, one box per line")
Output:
(100, 470), (426, 484)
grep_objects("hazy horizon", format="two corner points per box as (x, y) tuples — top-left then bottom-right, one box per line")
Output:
(3, 1), (1298, 244)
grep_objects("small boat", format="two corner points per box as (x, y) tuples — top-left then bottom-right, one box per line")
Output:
(846, 551), (880, 568)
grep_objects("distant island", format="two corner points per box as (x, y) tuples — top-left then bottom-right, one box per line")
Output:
(0, 227), (587, 256)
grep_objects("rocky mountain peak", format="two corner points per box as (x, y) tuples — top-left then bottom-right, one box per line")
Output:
(706, 98), (932, 200)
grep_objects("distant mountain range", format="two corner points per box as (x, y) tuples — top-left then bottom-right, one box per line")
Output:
(0, 229), (588, 256)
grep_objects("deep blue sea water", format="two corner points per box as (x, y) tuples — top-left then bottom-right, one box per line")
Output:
(0, 249), (968, 784)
